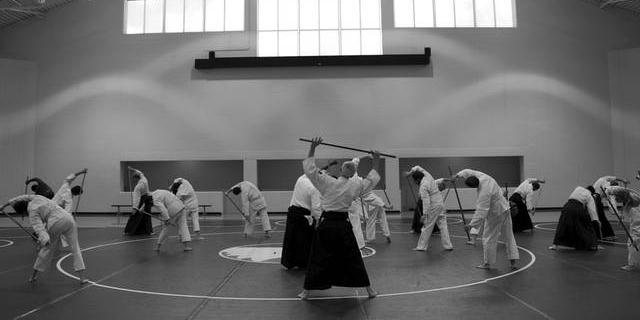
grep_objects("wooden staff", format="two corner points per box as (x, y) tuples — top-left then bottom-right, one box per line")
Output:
(223, 193), (251, 222)
(382, 189), (393, 208)
(448, 166), (471, 241)
(139, 209), (175, 226)
(1, 210), (39, 244)
(72, 169), (88, 220)
(600, 186), (639, 251)
(299, 138), (396, 158)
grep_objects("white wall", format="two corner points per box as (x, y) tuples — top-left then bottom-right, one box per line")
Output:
(0, 58), (37, 208)
(610, 48), (640, 186)
(1, 0), (640, 212)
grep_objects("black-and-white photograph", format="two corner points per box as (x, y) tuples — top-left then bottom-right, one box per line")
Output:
(1, 0), (639, 319)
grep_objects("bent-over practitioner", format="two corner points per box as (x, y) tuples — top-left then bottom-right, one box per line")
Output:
(142, 190), (192, 252)
(408, 166), (453, 252)
(170, 178), (204, 240)
(226, 181), (272, 238)
(550, 186), (601, 251)
(593, 176), (627, 240)
(1, 195), (87, 283)
(510, 178), (545, 232)
(455, 169), (519, 269)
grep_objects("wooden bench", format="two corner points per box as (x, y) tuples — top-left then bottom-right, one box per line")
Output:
(199, 204), (213, 220)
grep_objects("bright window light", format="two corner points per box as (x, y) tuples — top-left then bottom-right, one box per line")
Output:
(125, 0), (145, 34)
(258, 0), (382, 57)
(124, 0), (244, 34)
(394, 0), (516, 28)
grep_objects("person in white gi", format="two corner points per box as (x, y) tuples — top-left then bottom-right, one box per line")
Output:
(513, 178), (545, 216)
(347, 163), (367, 249)
(52, 169), (87, 248)
(455, 169), (519, 269)
(226, 181), (272, 238)
(407, 166), (453, 252)
(606, 186), (640, 271)
(350, 157), (392, 244)
(1, 195), (87, 284)
(143, 190), (192, 252)
(171, 178), (203, 240)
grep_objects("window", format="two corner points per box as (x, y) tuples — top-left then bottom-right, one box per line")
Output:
(394, 0), (516, 28)
(124, 0), (244, 34)
(257, 0), (382, 57)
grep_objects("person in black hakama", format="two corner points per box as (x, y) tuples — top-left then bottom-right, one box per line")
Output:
(592, 176), (628, 241)
(124, 167), (153, 235)
(550, 186), (601, 251)
(510, 178), (545, 232)
(281, 174), (322, 269)
(298, 137), (380, 300)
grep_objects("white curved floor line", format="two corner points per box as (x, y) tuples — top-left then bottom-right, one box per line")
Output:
(0, 239), (14, 248)
(57, 232), (536, 301)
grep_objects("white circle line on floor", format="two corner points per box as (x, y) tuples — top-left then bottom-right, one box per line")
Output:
(0, 239), (14, 248)
(56, 232), (535, 301)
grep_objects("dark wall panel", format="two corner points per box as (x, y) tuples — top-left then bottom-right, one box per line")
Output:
(120, 160), (243, 192)
(258, 158), (386, 191)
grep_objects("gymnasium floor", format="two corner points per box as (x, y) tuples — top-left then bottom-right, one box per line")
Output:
(0, 211), (638, 320)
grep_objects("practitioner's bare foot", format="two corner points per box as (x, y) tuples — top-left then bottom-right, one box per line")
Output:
(28, 270), (38, 283)
(265, 231), (271, 239)
(386, 236), (391, 244)
(154, 244), (161, 252)
(77, 271), (88, 284)
(475, 263), (491, 269)
(194, 232), (206, 240)
(366, 286), (378, 298)
(183, 242), (193, 251)
(243, 233), (248, 239)
(298, 290), (309, 300)
(548, 245), (557, 250)
(444, 247), (454, 251)
(466, 240), (476, 246)
(510, 260), (518, 270)
(412, 247), (426, 251)
(620, 265), (636, 272)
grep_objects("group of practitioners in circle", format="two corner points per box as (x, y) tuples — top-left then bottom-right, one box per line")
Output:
(1, 137), (639, 299)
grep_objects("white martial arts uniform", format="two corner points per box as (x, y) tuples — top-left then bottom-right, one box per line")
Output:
(290, 175), (323, 220)
(514, 178), (538, 212)
(457, 169), (519, 265)
(348, 175), (367, 249)
(9, 195), (85, 272)
(606, 187), (640, 268)
(303, 158), (380, 213)
(594, 176), (619, 209)
(569, 187), (599, 221)
(411, 166), (452, 250)
(151, 189), (190, 245)
(363, 192), (391, 242)
(133, 173), (149, 210)
(230, 181), (271, 235)
(173, 178), (200, 235)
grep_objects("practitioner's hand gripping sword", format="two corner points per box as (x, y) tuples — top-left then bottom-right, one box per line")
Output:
(600, 186), (639, 251)
(448, 167), (471, 241)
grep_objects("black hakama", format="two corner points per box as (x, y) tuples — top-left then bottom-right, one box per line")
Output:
(510, 193), (533, 232)
(592, 194), (616, 240)
(304, 212), (370, 290)
(281, 206), (316, 269)
(553, 199), (598, 250)
(124, 199), (153, 235)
